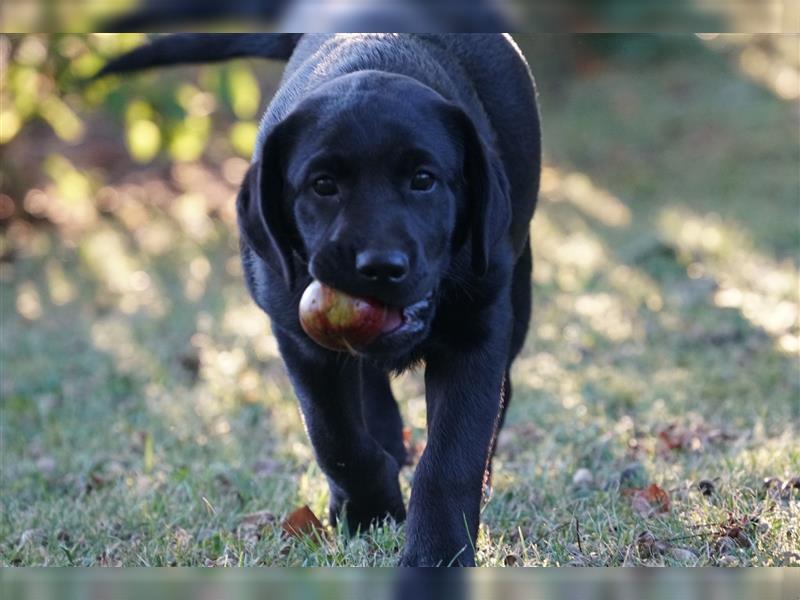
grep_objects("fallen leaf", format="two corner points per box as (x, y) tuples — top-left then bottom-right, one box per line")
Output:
(642, 483), (671, 511)
(630, 484), (670, 517)
(504, 554), (520, 566)
(657, 422), (736, 455)
(658, 427), (684, 450)
(636, 530), (668, 558)
(714, 513), (759, 552)
(631, 493), (656, 518)
(281, 505), (326, 539)
(782, 476), (800, 496)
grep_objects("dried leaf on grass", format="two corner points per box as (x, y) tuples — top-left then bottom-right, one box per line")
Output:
(636, 530), (668, 558)
(715, 513), (757, 551)
(657, 422), (736, 454)
(628, 483), (671, 518)
(636, 531), (699, 563)
(763, 476), (800, 500)
(784, 476), (800, 493)
(281, 505), (327, 540)
(504, 554), (520, 566)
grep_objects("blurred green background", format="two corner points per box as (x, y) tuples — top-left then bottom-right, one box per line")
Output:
(0, 35), (798, 567)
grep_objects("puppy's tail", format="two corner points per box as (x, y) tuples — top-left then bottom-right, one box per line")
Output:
(93, 33), (301, 79)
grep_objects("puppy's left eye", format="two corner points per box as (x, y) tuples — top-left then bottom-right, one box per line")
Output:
(410, 170), (435, 192)
(312, 176), (339, 197)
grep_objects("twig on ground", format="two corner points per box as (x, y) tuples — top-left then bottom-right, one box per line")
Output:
(575, 518), (584, 554)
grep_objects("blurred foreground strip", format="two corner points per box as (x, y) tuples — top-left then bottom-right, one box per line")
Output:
(2, 0), (797, 32)
(2, 568), (798, 600)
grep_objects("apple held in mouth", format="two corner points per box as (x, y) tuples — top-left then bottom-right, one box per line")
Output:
(298, 280), (402, 352)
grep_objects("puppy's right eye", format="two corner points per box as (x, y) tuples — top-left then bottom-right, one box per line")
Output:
(410, 170), (435, 192)
(312, 176), (338, 197)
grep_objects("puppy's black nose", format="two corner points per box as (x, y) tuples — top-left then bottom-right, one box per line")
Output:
(356, 249), (409, 283)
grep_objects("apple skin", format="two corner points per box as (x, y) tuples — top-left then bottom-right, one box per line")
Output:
(299, 280), (388, 351)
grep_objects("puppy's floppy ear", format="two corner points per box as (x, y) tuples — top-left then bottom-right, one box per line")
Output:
(454, 110), (512, 277)
(236, 119), (300, 288)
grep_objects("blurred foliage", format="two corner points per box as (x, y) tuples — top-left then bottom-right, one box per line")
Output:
(0, 34), (719, 161)
(0, 34), (265, 189)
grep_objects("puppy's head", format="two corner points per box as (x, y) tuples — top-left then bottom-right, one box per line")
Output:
(238, 71), (510, 355)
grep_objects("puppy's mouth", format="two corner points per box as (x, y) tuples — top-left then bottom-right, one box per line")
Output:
(298, 280), (435, 355)
(376, 293), (434, 339)
(358, 290), (435, 357)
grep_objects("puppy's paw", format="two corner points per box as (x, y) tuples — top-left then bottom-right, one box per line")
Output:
(330, 489), (406, 536)
(332, 499), (406, 536)
(328, 461), (406, 535)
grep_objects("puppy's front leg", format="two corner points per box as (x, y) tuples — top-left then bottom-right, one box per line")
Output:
(400, 303), (511, 567)
(274, 329), (406, 534)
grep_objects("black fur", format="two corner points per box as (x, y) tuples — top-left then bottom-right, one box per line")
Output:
(93, 34), (301, 78)
(98, 33), (540, 566)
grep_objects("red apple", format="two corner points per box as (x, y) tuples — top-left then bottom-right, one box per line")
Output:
(299, 280), (400, 351)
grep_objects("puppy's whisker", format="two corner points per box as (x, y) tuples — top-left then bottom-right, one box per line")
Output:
(444, 269), (478, 302)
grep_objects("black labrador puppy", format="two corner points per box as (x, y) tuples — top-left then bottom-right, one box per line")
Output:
(99, 33), (541, 566)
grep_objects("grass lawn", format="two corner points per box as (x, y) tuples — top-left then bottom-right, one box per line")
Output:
(1, 35), (798, 566)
